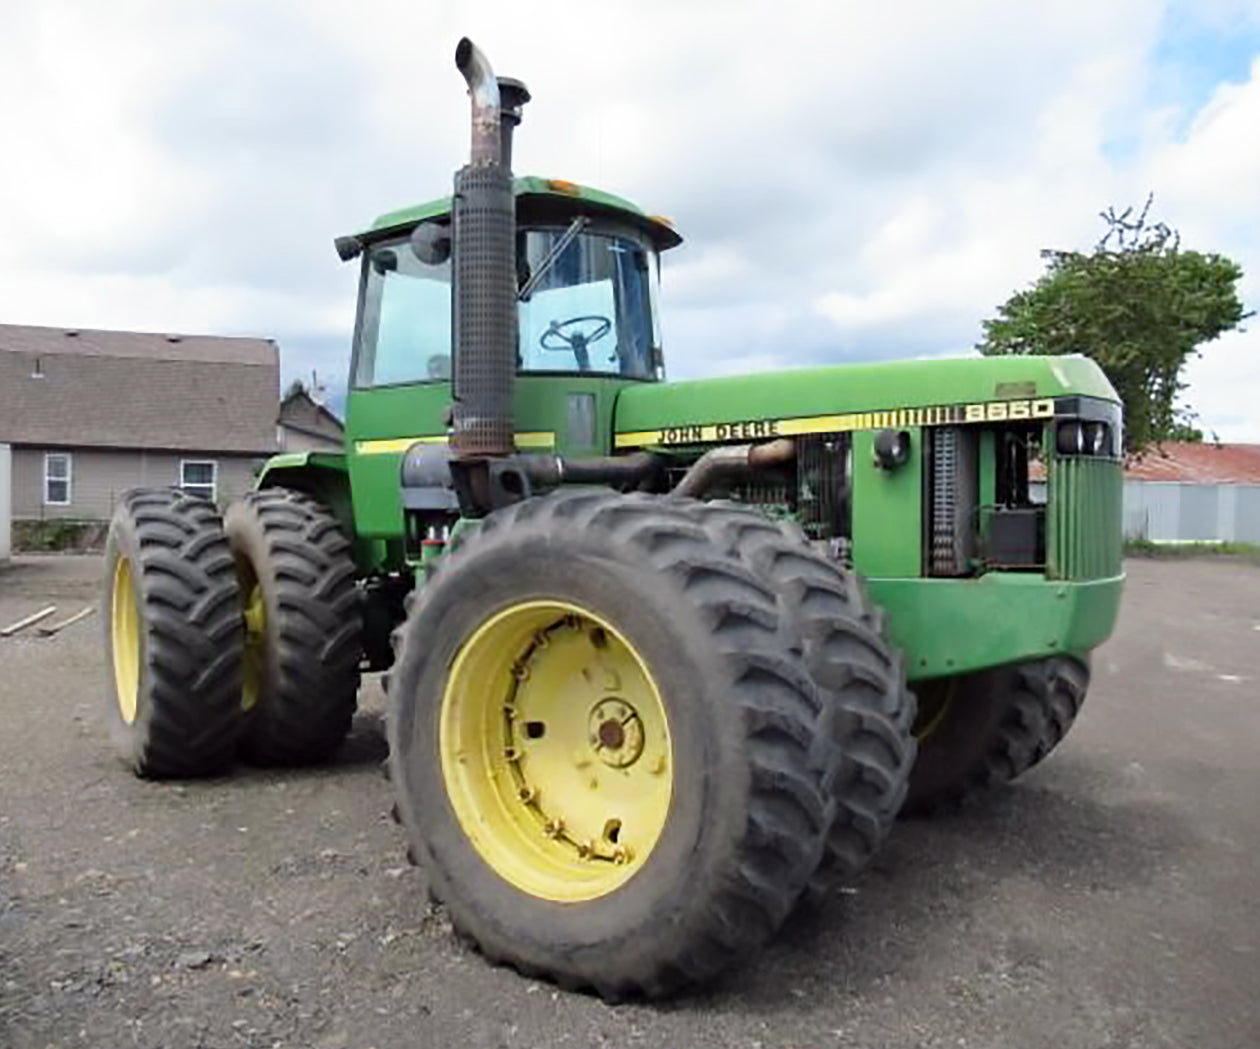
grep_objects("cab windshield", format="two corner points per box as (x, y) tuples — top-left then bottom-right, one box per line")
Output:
(352, 225), (661, 387)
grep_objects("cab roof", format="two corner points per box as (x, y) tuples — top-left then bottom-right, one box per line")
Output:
(362, 175), (682, 251)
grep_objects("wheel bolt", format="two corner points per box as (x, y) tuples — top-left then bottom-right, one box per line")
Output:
(543, 818), (564, 838)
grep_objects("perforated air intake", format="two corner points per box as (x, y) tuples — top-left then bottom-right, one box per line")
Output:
(451, 163), (517, 457)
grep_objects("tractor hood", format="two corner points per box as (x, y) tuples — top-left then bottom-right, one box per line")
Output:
(611, 355), (1119, 449)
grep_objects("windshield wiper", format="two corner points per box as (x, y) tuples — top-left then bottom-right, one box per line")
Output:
(518, 216), (588, 302)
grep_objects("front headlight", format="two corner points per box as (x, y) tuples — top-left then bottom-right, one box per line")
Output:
(1056, 420), (1112, 457)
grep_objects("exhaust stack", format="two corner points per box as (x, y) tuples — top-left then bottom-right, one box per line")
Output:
(450, 38), (526, 460)
(454, 38), (501, 167)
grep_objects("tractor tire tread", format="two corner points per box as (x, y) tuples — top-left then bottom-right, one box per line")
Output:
(674, 501), (916, 898)
(228, 488), (362, 766)
(104, 487), (245, 777)
(905, 655), (1090, 816)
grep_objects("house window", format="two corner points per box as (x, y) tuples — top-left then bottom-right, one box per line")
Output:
(44, 453), (72, 506)
(181, 460), (217, 502)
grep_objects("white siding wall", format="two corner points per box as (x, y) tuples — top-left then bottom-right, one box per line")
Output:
(1122, 481), (1260, 542)
(0, 444), (11, 561)
(10, 447), (264, 522)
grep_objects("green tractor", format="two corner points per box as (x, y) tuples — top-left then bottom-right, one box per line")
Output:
(102, 39), (1124, 997)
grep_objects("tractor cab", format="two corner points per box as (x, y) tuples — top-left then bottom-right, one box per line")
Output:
(339, 179), (681, 538)
(348, 179), (680, 388)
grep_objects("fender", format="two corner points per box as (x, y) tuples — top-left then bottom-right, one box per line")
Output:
(257, 453), (400, 575)
(255, 452), (350, 517)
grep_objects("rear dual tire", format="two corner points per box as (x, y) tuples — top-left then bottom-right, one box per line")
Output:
(103, 489), (245, 777)
(225, 489), (362, 766)
(102, 487), (362, 776)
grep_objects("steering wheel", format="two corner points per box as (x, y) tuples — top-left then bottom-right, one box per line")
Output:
(540, 315), (612, 371)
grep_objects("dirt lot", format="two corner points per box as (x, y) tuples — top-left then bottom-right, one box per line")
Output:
(1, 555), (1257, 1049)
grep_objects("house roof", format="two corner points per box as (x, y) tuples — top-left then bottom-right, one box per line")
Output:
(279, 388), (345, 443)
(1124, 442), (1260, 483)
(0, 323), (279, 454)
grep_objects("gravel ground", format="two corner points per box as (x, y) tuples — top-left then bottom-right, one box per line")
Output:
(1, 554), (1257, 1049)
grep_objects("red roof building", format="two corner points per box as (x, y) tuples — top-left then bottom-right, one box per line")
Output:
(1124, 443), (1260, 484)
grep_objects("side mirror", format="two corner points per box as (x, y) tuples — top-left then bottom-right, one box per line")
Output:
(333, 235), (363, 262)
(410, 222), (452, 266)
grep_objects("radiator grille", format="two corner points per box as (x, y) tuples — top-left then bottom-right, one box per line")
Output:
(1047, 456), (1123, 580)
(796, 434), (849, 540)
(928, 427), (977, 575)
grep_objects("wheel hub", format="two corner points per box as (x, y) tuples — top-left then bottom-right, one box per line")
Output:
(240, 582), (266, 712)
(110, 556), (141, 725)
(589, 698), (645, 768)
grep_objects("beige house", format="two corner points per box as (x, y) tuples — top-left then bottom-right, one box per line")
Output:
(0, 324), (278, 523)
(278, 386), (345, 452)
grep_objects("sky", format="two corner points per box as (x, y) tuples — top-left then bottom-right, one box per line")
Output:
(1, 0), (1258, 438)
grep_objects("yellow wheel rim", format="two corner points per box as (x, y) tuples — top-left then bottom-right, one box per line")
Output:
(111, 557), (141, 724)
(241, 582), (265, 712)
(440, 600), (673, 903)
(914, 678), (957, 741)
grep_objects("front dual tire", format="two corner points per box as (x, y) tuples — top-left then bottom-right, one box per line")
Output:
(387, 490), (915, 998)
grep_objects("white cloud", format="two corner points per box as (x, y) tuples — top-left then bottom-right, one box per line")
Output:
(1139, 53), (1260, 440)
(0, 0), (1257, 437)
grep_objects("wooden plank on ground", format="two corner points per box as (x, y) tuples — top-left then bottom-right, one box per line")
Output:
(0, 606), (57, 637)
(36, 606), (95, 636)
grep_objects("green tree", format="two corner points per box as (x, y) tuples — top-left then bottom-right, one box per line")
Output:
(977, 197), (1251, 452)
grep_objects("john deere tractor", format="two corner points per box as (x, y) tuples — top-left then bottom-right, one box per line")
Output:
(102, 39), (1124, 997)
